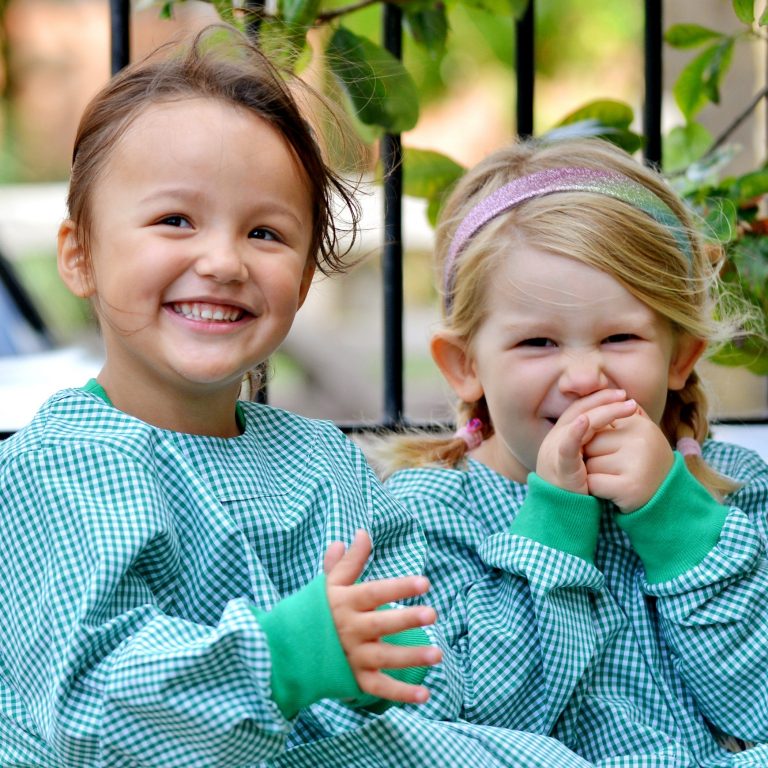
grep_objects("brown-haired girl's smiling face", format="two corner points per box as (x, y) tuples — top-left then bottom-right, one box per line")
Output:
(58, 97), (314, 434)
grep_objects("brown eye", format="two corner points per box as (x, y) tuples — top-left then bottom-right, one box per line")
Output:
(604, 334), (637, 344)
(249, 227), (280, 242)
(159, 215), (191, 228)
(519, 337), (555, 348)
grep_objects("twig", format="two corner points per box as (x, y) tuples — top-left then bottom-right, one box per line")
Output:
(707, 84), (768, 154)
(316, 0), (385, 23)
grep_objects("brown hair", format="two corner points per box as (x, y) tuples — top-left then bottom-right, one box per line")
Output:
(66, 24), (361, 276)
(382, 138), (752, 498)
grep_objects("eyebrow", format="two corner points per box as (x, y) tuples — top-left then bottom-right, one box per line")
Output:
(138, 188), (206, 206)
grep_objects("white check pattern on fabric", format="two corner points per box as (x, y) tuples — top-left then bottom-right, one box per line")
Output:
(1, 388), (621, 768)
(385, 441), (768, 767)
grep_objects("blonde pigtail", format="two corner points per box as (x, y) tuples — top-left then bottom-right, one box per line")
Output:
(372, 399), (492, 480)
(661, 371), (740, 500)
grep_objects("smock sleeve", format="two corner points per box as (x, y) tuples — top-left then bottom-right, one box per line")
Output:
(385, 465), (608, 734)
(0, 443), (301, 767)
(618, 445), (768, 742)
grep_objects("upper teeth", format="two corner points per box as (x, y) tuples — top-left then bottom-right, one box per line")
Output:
(172, 302), (243, 322)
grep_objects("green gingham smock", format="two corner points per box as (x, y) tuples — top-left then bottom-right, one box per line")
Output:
(0, 388), (599, 768)
(385, 442), (768, 767)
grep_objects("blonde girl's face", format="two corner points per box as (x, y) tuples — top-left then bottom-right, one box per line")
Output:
(434, 246), (702, 483)
(58, 97), (315, 434)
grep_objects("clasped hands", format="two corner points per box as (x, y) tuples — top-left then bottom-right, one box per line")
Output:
(536, 388), (674, 513)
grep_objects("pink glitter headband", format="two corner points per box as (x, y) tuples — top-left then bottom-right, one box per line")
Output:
(443, 167), (693, 313)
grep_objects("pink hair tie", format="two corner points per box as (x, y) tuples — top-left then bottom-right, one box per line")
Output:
(676, 437), (702, 457)
(455, 418), (484, 450)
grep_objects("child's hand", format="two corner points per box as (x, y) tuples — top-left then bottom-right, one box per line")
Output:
(323, 530), (442, 705)
(583, 407), (674, 512)
(536, 389), (638, 494)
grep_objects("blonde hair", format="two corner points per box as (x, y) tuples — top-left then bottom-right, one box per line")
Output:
(384, 138), (750, 498)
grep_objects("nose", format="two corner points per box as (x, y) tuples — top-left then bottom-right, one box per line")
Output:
(558, 348), (608, 397)
(194, 236), (248, 284)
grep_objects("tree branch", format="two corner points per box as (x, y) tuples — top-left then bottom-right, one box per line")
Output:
(316, 0), (385, 23)
(707, 84), (768, 154)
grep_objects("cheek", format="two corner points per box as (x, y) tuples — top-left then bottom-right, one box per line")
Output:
(630, 358), (674, 423)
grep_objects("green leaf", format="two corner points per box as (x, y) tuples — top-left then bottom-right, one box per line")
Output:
(278, 0), (320, 29)
(159, 1), (174, 20)
(426, 196), (443, 228)
(732, 0), (755, 25)
(403, 148), (465, 200)
(703, 39), (734, 105)
(450, 0), (528, 18)
(257, 17), (310, 71)
(555, 99), (634, 130)
(547, 100), (641, 152)
(725, 236), (768, 300)
(665, 24), (723, 49)
(711, 337), (768, 375)
(663, 123), (712, 173)
(402, 148), (465, 227)
(702, 197), (738, 243)
(542, 119), (642, 154)
(404, 5), (449, 55)
(729, 169), (768, 203)
(673, 40), (734, 119)
(327, 27), (420, 133)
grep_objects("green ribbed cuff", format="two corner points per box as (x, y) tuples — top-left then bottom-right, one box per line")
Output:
(253, 576), (433, 718)
(253, 574), (360, 719)
(616, 452), (728, 583)
(509, 474), (602, 564)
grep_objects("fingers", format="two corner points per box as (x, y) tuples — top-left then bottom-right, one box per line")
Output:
(356, 672), (433, 705)
(340, 575), (431, 613)
(580, 399), (637, 441)
(351, 640), (442, 705)
(374, 604), (437, 636)
(355, 636), (442, 671)
(323, 541), (346, 575)
(557, 388), (628, 426)
(325, 530), (372, 586)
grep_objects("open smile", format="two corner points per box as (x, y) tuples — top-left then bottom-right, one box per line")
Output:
(168, 301), (250, 323)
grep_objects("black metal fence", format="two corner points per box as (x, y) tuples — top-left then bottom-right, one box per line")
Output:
(106, 0), (667, 432)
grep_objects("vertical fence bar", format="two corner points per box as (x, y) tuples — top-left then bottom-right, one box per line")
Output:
(245, 0), (266, 43)
(515, 0), (535, 138)
(381, 3), (405, 428)
(109, 0), (130, 75)
(246, 0), (268, 404)
(643, 0), (663, 167)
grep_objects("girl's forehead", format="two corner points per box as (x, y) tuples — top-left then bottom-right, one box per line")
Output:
(490, 247), (625, 304)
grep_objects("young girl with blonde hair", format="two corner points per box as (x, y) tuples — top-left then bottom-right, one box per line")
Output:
(382, 137), (768, 766)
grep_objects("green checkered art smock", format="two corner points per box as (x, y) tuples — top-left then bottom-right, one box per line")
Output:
(385, 441), (768, 767)
(0, 388), (597, 768)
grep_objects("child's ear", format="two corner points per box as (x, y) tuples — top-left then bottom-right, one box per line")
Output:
(431, 331), (484, 403)
(57, 220), (94, 298)
(668, 334), (707, 390)
(296, 261), (316, 309)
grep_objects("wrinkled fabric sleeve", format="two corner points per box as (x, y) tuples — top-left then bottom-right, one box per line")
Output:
(355, 457), (462, 718)
(385, 468), (606, 733)
(1, 444), (291, 767)
(628, 445), (768, 742)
